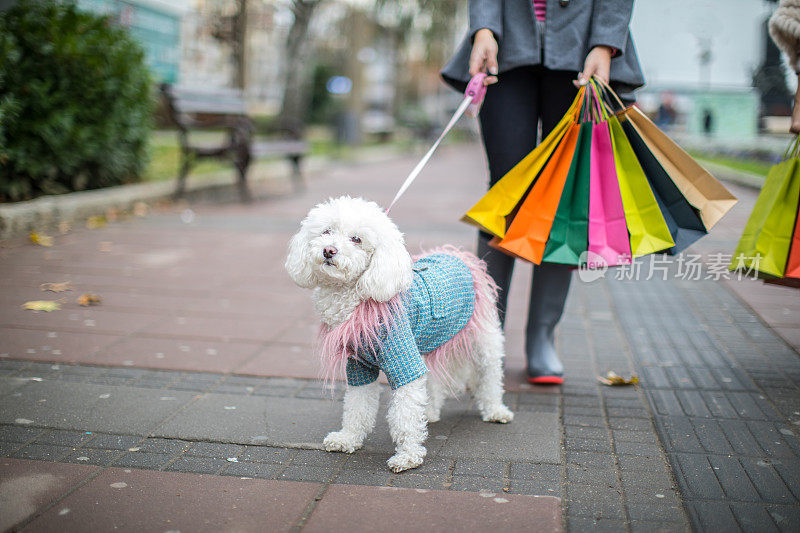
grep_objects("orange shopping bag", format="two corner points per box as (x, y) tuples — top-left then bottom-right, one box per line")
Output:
(491, 120), (582, 263)
(462, 87), (585, 238)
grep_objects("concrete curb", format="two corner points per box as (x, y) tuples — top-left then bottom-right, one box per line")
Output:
(0, 162), (312, 241)
(0, 145), (410, 241)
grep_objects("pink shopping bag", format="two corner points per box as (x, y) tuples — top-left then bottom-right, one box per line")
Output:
(588, 118), (632, 266)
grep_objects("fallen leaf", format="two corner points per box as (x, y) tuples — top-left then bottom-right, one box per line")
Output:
(23, 300), (62, 312)
(598, 371), (639, 387)
(105, 208), (119, 222)
(40, 282), (73, 293)
(29, 232), (53, 247)
(86, 215), (107, 229)
(98, 241), (113, 252)
(58, 221), (72, 234)
(77, 293), (101, 306)
(133, 202), (148, 217)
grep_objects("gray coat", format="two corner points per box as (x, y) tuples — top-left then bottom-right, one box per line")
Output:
(441, 0), (645, 91)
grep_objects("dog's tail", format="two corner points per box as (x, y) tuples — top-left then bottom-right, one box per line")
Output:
(416, 246), (500, 386)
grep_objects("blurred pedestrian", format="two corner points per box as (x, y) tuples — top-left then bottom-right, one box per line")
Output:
(769, 0), (800, 133)
(441, 0), (644, 384)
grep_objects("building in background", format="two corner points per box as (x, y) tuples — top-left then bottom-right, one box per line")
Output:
(179, 0), (289, 113)
(630, 0), (774, 139)
(77, 0), (183, 84)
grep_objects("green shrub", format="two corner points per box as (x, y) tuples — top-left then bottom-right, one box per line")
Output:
(0, 0), (154, 202)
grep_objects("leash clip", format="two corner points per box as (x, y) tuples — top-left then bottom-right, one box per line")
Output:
(465, 73), (487, 117)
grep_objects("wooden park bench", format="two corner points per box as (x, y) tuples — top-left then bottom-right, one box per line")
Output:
(160, 84), (308, 202)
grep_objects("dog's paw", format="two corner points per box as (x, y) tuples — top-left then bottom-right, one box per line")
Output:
(323, 431), (361, 453)
(482, 405), (514, 424)
(387, 452), (424, 473)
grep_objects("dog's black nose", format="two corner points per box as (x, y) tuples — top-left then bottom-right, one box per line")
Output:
(323, 246), (338, 259)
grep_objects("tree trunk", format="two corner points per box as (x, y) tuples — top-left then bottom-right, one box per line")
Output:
(232, 0), (248, 90)
(279, 0), (321, 137)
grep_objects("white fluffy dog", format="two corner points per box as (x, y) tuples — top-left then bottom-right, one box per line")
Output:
(285, 196), (513, 472)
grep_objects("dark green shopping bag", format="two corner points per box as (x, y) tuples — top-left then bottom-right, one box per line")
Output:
(730, 142), (800, 277)
(542, 122), (592, 264)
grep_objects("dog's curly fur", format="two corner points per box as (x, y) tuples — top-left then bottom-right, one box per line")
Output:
(285, 196), (513, 472)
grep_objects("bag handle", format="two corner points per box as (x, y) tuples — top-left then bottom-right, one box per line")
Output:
(588, 79), (610, 122)
(566, 85), (587, 124)
(581, 84), (593, 123)
(593, 77), (627, 113)
(784, 134), (800, 161)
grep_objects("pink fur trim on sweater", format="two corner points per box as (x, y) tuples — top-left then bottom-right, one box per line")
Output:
(316, 295), (403, 384)
(316, 246), (499, 386)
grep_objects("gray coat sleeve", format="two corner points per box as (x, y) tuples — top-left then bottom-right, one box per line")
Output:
(588, 0), (634, 56)
(469, 0), (503, 42)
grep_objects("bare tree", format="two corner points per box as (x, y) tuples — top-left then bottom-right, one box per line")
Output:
(278, 0), (325, 136)
(208, 0), (248, 89)
(374, 0), (462, 114)
(232, 0), (248, 89)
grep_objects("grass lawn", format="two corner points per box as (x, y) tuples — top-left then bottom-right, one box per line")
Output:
(143, 131), (229, 182)
(689, 151), (771, 178)
(143, 128), (416, 182)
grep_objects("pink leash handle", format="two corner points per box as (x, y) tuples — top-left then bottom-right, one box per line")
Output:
(385, 73), (488, 212)
(465, 72), (488, 117)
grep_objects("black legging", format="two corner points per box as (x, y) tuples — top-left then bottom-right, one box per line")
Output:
(476, 66), (578, 333)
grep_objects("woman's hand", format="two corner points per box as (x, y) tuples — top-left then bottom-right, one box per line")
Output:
(575, 45), (613, 87)
(469, 29), (499, 86)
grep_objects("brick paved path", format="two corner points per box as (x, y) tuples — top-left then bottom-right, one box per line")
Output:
(1, 144), (798, 532)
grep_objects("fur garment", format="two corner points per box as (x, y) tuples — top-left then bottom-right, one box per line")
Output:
(770, 0), (800, 70)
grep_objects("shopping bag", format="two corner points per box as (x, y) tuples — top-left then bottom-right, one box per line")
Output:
(492, 121), (582, 263)
(749, 166), (800, 277)
(607, 115), (675, 256)
(784, 203), (800, 279)
(595, 79), (737, 230)
(542, 122), (593, 264)
(619, 116), (707, 254)
(586, 85), (632, 266)
(462, 86), (585, 238)
(730, 149), (800, 278)
(625, 106), (738, 230)
(730, 157), (795, 271)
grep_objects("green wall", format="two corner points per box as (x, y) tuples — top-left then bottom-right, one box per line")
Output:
(78, 0), (181, 83)
(688, 91), (759, 140)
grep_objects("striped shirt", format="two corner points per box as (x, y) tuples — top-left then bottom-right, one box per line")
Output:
(346, 253), (475, 390)
(533, 0), (546, 22)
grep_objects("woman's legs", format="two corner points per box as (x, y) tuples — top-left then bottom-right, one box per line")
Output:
(525, 70), (579, 383)
(477, 67), (579, 383)
(477, 67), (540, 327)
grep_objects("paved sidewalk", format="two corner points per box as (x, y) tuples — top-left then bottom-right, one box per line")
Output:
(1, 144), (799, 532)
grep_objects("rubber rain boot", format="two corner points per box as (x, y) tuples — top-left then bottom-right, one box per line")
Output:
(525, 262), (573, 384)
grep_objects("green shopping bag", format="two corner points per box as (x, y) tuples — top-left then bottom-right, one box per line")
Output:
(542, 122), (592, 264)
(607, 116), (675, 256)
(730, 138), (800, 277)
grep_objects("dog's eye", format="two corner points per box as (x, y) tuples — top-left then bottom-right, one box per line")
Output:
(321, 229), (331, 235)
(350, 236), (361, 244)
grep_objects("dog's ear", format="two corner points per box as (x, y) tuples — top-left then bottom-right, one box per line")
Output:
(356, 233), (413, 302)
(285, 224), (317, 288)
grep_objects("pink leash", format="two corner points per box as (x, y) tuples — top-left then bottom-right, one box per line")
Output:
(385, 74), (487, 213)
